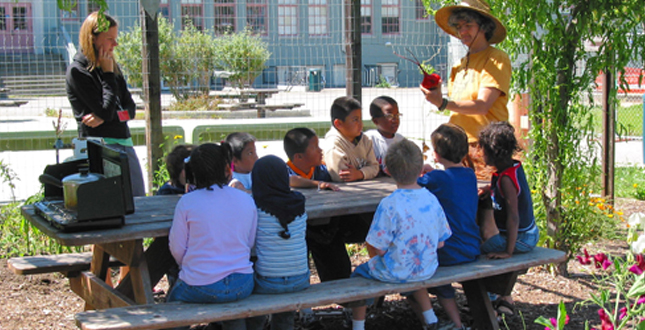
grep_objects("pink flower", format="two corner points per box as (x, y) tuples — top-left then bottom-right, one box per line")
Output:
(577, 249), (592, 265)
(594, 253), (612, 270)
(598, 309), (614, 330)
(637, 295), (645, 305)
(619, 306), (627, 320)
(629, 254), (645, 275)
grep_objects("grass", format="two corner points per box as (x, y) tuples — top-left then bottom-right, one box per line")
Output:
(591, 103), (643, 137)
(615, 166), (645, 200)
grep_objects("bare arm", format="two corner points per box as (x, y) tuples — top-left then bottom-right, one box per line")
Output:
(366, 243), (386, 258)
(420, 85), (502, 116)
(487, 176), (519, 259)
(289, 176), (340, 191)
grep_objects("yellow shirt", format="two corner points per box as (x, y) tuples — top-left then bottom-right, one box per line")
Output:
(448, 46), (511, 143)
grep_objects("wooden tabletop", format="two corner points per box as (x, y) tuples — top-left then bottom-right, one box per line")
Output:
(22, 177), (397, 247)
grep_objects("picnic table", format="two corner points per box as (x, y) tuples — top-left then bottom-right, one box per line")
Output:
(211, 88), (284, 118)
(14, 177), (564, 330)
(18, 177), (398, 310)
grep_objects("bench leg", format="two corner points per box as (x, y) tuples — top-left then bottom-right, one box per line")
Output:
(461, 279), (499, 330)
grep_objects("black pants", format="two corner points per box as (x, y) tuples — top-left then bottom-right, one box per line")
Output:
(307, 212), (373, 282)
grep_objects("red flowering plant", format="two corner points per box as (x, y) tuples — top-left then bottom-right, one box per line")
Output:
(574, 248), (645, 329)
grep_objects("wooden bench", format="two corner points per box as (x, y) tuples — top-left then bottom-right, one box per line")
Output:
(75, 247), (565, 330)
(8, 252), (123, 277)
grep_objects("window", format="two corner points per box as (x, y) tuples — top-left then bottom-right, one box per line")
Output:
(246, 0), (267, 35)
(13, 6), (27, 30)
(214, 0), (235, 34)
(87, 1), (100, 15)
(181, 4), (204, 31)
(415, 0), (428, 20)
(60, 2), (79, 21)
(278, 0), (297, 36)
(0, 7), (5, 30)
(308, 0), (328, 36)
(360, 0), (371, 35)
(159, 0), (171, 21)
(381, 0), (399, 35)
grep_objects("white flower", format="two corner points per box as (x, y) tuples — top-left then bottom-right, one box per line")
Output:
(628, 213), (645, 230)
(632, 234), (645, 254)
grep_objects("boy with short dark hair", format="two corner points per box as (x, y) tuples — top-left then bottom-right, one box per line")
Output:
(351, 139), (451, 330)
(283, 127), (339, 191)
(417, 123), (480, 330)
(364, 96), (405, 174)
(324, 96), (379, 182)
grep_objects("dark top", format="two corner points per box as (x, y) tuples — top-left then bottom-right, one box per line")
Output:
(287, 164), (333, 183)
(66, 52), (136, 139)
(491, 161), (535, 232)
(157, 182), (185, 195)
(418, 167), (481, 266)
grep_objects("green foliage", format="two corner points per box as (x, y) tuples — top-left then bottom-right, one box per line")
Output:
(116, 18), (216, 100)
(168, 95), (222, 111)
(0, 162), (83, 258)
(375, 75), (392, 88)
(591, 103), (643, 137)
(424, 0), (645, 272)
(613, 166), (645, 199)
(213, 28), (271, 90)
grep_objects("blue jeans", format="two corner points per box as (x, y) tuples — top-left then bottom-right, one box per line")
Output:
(167, 272), (253, 304)
(252, 271), (310, 330)
(481, 225), (540, 255)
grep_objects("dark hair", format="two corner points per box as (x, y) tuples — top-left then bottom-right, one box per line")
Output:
(284, 127), (317, 160)
(330, 96), (362, 125)
(225, 132), (257, 160)
(185, 143), (233, 190)
(431, 123), (469, 164)
(449, 8), (496, 42)
(385, 139), (423, 185)
(165, 144), (194, 186)
(478, 121), (522, 165)
(369, 96), (398, 118)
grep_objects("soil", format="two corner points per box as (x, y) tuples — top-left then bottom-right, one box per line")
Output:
(2, 198), (643, 330)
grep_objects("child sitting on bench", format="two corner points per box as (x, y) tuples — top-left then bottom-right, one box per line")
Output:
(350, 139), (451, 330)
(478, 121), (539, 317)
(168, 143), (258, 330)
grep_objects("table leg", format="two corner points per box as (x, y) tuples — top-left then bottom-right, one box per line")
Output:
(100, 239), (155, 305)
(116, 236), (176, 299)
(461, 279), (499, 330)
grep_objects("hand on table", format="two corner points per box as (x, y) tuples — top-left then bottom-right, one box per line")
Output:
(319, 182), (341, 191)
(487, 252), (512, 260)
(82, 113), (104, 128)
(339, 164), (364, 182)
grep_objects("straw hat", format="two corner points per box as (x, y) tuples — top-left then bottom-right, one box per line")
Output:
(435, 0), (506, 44)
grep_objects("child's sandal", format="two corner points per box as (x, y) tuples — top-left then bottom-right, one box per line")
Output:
(494, 299), (516, 317)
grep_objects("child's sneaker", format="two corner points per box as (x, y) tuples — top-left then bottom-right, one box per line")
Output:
(435, 319), (467, 330)
(423, 323), (438, 330)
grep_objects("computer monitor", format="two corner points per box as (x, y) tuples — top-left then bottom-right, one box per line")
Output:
(87, 140), (135, 214)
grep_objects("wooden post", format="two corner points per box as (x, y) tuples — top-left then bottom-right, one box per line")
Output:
(344, 0), (361, 102)
(140, 2), (163, 194)
(601, 70), (615, 203)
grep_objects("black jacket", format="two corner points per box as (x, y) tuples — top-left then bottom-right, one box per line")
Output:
(66, 52), (136, 139)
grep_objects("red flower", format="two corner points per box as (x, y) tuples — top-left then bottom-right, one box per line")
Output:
(594, 253), (612, 270)
(598, 309), (614, 330)
(577, 249), (592, 265)
(619, 306), (627, 320)
(629, 254), (645, 275)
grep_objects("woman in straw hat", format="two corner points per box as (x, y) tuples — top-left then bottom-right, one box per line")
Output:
(421, 0), (511, 182)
